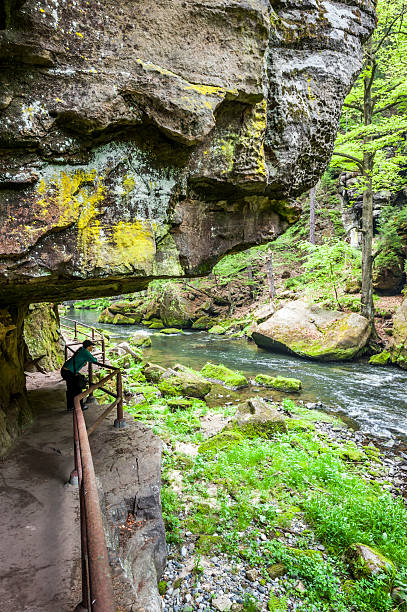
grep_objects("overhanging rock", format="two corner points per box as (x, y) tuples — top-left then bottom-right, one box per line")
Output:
(0, 0), (376, 306)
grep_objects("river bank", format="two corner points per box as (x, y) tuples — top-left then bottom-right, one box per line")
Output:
(59, 310), (407, 610)
(64, 307), (407, 449)
(79, 321), (407, 612)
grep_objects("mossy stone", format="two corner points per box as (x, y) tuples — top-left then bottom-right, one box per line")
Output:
(198, 430), (244, 454)
(201, 362), (248, 388)
(161, 328), (182, 334)
(255, 374), (302, 393)
(192, 316), (213, 330)
(369, 350), (391, 366)
(346, 543), (395, 579)
(148, 320), (164, 329)
(208, 325), (226, 335)
(267, 563), (287, 579)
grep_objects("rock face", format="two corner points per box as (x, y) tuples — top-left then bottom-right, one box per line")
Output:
(0, 307), (32, 456)
(252, 300), (371, 361)
(391, 298), (407, 368)
(0, 0), (375, 307)
(23, 303), (64, 371)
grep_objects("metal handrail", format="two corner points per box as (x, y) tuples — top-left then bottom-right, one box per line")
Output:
(63, 319), (126, 611)
(73, 395), (116, 612)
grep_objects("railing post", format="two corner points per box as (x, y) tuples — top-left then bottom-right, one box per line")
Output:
(86, 362), (97, 405)
(102, 338), (105, 364)
(74, 321), (78, 341)
(114, 371), (126, 429)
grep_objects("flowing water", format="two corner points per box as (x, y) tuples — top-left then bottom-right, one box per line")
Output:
(66, 307), (407, 446)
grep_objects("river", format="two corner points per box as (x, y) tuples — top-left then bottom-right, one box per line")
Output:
(66, 307), (407, 447)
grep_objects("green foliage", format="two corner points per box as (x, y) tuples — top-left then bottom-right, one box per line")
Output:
(374, 203), (407, 279)
(120, 354), (407, 611)
(287, 239), (362, 308)
(331, 0), (407, 195)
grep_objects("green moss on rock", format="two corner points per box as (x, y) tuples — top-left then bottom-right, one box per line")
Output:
(369, 350), (391, 366)
(346, 543), (395, 580)
(201, 362), (248, 388)
(255, 374), (302, 393)
(208, 325), (226, 335)
(198, 430), (244, 454)
(192, 316), (213, 330)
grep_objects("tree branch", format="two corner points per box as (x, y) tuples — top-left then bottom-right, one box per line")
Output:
(343, 102), (364, 113)
(331, 151), (364, 171)
(373, 97), (407, 115)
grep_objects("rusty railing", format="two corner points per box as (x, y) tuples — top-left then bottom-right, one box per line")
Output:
(62, 318), (127, 610)
(72, 390), (116, 612)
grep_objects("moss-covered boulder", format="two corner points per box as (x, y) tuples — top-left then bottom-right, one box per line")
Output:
(131, 332), (152, 348)
(98, 301), (143, 324)
(369, 350), (391, 366)
(23, 303), (65, 371)
(143, 363), (168, 383)
(198, 430), (244, 454)
(159, 283), (196, 328)
(252, 300), (370, 361)
(148, 319), (164, 329)
(229, 397), (287, 438)
(255, 374), (302, 393)
(192, 316), (213, 330)
(161, 328), (182, 334)
(166, 398), (195, 411)
(112, 313), (137, 324)
(208, 325), (226, 335)
(160, 370), (211, 399)
(346, 544), (395, 580)
(201, 362), (248, 388)
(267, 563), (287, 579)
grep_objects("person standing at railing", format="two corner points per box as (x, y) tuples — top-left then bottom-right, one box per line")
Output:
(61, 340), (98, 412)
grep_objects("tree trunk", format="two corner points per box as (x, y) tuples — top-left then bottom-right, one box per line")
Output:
(247, 264), (253, 299)
(360, 38), (375, 327)
(309, 185), (316, 244)
(266, 250), (276, 300)
(361, 154), (375, 323)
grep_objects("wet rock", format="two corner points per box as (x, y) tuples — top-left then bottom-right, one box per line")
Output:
(252, 301), (370, 361)
(24, 303), (64, 371)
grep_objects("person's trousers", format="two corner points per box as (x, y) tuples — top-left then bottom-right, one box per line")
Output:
(61, 370), (83, 411)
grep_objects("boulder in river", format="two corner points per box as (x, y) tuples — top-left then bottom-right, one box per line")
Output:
(252, 300), (371, 361)
(255, 374), (302, 393)
(201, 362), (248, 389)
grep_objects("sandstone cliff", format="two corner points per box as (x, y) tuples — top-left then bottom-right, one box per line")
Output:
(0, 0), (375, 306)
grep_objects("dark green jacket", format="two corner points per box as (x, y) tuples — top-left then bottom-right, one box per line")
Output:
(63, 347), (97, 374)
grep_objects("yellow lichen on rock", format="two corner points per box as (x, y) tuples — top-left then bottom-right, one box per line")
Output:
(112, 220), (156, 270)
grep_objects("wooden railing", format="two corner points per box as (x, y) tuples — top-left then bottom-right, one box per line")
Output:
(62, 318), (126, 610)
